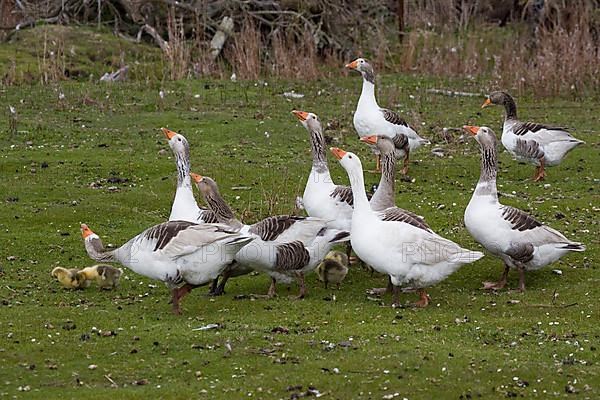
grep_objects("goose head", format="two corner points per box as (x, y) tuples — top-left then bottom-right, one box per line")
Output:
(345, 57), (373, 74)
(481, 91), (514, 108)
(463, 125), (498, 148)
(190, 173), (218, 197)
(360, 135), (394, 154)
(161, 127), (190, 156)
(81, 223), (98, 241)
(330, 147), (363, 173)
(292, 110), (322, 132)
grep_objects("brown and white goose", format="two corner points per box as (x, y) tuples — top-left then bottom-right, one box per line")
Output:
(463, 125), (586, 291)
(345, 58), (429, 173)
(191, 173), (328, 296)
(161, 128), (217, 223)
(80, 222), (253, 314)
(481, 91), (584, 181)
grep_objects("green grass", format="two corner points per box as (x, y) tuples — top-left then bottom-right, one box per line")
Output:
(0, 74), (598, 399)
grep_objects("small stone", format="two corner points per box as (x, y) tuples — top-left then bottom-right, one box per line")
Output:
(88, 364), (97, 370)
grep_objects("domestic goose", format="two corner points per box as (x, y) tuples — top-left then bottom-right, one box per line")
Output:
(293, 110), (367, 262)
(481, 91), (584, 181)
(463, 125), (586, 291)
(331, 147), (483, 307)
(345, 58), (429, 173)
(80, 222), (253, 314)
(292, 110), (356, 231)
(191, 173), (328, 295)
(360, 134), (431, 295)
(162, 128), (218, 223)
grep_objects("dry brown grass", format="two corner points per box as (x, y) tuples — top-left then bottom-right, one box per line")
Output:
(398, 0), (600, 96)
(225, 19), (262, 80)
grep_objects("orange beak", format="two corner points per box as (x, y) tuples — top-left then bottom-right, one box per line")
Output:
(360, 135), (378, 145)
(189, 172), (203, 183)
(292, 110), (308, 121)
(161, 127), (176, 139)
(345, 60), (358, 69)
(81, 224), (94, 239)
(330, 147), (347, 160)
(463, 125), (480, 136)
(481, 98), (492, 108)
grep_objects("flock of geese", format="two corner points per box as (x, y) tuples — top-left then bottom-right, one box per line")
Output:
(80, 58), (586, 314)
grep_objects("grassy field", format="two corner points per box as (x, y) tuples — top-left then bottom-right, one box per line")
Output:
(0, 74), (598, 399)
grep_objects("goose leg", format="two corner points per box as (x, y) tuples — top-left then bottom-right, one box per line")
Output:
(413, 289), (430, 308)
(533, 157), (546, 181)
(516, 264), (527, 292)
(296, 272), (306, 299)
(209, 269), (232, 296)
(391, 285), (400, 307)
(400, 150), (410, 175)
(171, 283), (198, 315)
(482, 264), (510, 290)
(207, 277), (220, 296)
(266, 277), (277, 298)
(347, 243), (358, 265)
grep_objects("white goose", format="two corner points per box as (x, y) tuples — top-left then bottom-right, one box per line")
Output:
(161, 128), (217, 223)
(360, 134), (431, 294)
(292, 110), (356, 231)
(80, 222), (253, 314)
(346, 58), (429, 174)
(331, 147), (483, 307)
(481, 91), (584, 181)
(463, 125), (586, 291)
(191, 173), (329, 296)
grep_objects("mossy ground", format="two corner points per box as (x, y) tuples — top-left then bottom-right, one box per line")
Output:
(0, 68), (598, 399)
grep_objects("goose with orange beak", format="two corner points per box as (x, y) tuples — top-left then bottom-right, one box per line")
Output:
(292, 109), (364, 263)
(291, 110), (356, 230)
(331, 147), (483, 307)
(161, 127), (217, 223)
(80, 222), (253, 314)
(345, 57), (429, 174)
(480, 91), (584, 181)
(463, 125), (585, 291)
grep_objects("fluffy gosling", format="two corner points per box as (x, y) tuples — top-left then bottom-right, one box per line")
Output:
(316, 250), (349, 289)
(79, 264), (123, 290)
(51, 267), (89, 289)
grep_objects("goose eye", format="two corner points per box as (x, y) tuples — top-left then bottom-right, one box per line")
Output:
(177, 138), (182, 141)
(348, 155), (353, 159)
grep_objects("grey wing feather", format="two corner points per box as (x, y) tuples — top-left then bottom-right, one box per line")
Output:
(514, 138), (544, 159)
(505, 242), (534, 263)
(513, 121), (567, 136)
(381, 109), (409, 127)
(501, 206), (542, 232)
(392, 134), (409, 151)
(379, 207), (432, 232)
(249, 215), (307, 241)
(143, 221), (197, 251)
(275, 241), (310, 271)
(330, 185), (371, 206)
